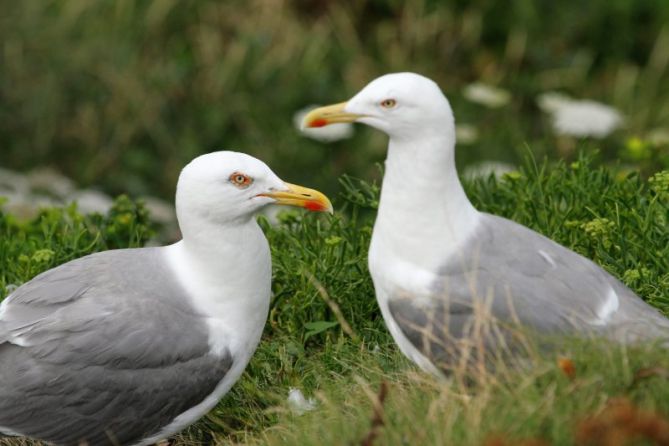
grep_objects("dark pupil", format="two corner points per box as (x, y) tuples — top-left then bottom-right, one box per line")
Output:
(237, 176), (244, 182)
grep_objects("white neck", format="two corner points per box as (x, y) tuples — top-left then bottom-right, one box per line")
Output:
(163, 217), (271, 357)
(370, 132), (480, 273)
(176, 217), (270, 290)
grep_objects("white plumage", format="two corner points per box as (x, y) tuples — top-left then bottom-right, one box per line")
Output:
(303, 73), (669, 374)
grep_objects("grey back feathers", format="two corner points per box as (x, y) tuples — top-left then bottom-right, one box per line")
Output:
(0, 249), (232, 446)
(388, 213), (669, 373)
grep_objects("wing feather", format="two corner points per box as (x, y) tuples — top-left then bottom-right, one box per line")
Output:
(0, 248), (233, 446)
(388, 213), (669, 372)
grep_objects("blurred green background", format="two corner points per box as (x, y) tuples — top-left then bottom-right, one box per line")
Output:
(1, 0), (668, 200)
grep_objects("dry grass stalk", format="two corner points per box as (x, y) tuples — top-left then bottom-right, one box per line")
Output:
(359, 381), (389, 446)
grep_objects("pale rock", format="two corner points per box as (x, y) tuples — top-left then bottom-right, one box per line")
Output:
(67, 189), (114, 215)
(140, 196), (176, 225)
(0, 168), (30, 197)
(27, 167), (75, 199)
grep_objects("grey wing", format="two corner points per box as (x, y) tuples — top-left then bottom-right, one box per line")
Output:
(0, 249), (233, 446)
(388, 214), (669, 371)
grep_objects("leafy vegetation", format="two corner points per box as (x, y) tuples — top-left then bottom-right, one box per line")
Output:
(1, 155), (668, 445)
(0, 195), (154, 300)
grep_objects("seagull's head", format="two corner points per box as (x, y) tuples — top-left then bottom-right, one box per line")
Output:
(302, 73), (454, 139)
(176, 151), (332, 225)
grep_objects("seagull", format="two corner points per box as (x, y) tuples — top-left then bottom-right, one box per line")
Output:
(0, 151), (332, 445)
(303, 73), (669, 375)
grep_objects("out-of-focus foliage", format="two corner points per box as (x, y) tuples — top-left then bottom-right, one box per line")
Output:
(1, 0), (668, 199)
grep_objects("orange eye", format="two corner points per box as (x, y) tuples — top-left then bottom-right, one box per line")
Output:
(380, 98), (397, 109)
(229, 172), (253, 189)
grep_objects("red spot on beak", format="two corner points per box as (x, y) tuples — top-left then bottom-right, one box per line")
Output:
(304, 201), (325, 211)
(309, 118), (328, 128)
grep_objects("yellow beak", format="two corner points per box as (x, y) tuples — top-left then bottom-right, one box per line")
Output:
(258, 182), (333, 214)
(301, 101), (363, 128)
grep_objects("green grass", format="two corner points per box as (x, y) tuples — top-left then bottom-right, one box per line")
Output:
(0, 195), (154, 298)
(247, 342), (669, 446)
(2, 155), (668, 445)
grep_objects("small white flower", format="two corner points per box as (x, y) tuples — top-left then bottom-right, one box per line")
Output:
(537, 92), (623, 138)
(463, 82), (511, 108)
(455, 124), (479, 145)
(287, 388), (317, 415)
(463, 161), (516, 181)
(553, 101), (623, 138)
(294, 105), (354, 143)
(536, 92), (572, 113)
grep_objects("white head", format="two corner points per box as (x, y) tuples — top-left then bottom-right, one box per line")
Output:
(302, 73), (454, 140)
(176, 151), (332, 229)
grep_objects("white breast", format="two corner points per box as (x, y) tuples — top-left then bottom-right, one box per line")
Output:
(138, 241), (271, 445)
(163, 241), (271, 358)
(368, 241), (444, 376)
